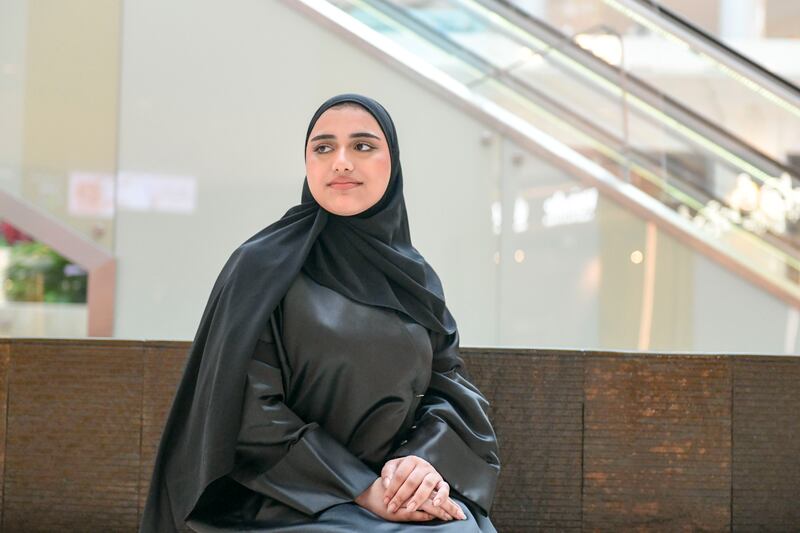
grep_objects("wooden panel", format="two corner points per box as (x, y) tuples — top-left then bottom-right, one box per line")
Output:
(0, 341), (10, 526)
(464, 349), (584, 533)
(0, 339), (797, 532)
(583, 354), (731, 531)
(2, 340), (143, 533)
(139, 341), (192, 531)
(732, 356), (800, 530)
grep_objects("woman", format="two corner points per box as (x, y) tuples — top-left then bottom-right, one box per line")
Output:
(140, 93), (501, 532)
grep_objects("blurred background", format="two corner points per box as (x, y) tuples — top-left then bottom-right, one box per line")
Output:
(0, 0), (798, 353)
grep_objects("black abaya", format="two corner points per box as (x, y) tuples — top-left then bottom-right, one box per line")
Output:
(140, 93), (499, 532)
(184, 271), (500, 531)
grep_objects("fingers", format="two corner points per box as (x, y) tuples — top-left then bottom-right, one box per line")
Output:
(382, 457), (415, 507)
(418, 499), (455, 521)
(390, 505), (434, 522)
(428, 482), (466, 520)
(399, 509), (434, 522)
(378, 456), (467, 522)
(416, 495), (467, 522)
(387, 464), (427, 512)
(380, 458), (400, 489)
(441, 496), (466, 520)
(430, 481), (462, 520)
(432, 480), (449, 507)
(403, 471), (441, 512)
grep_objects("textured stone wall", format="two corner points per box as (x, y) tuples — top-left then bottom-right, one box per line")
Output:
(0, 339), (796, 532)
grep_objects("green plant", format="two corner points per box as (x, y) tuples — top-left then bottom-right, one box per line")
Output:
(3, 241), (87, 303)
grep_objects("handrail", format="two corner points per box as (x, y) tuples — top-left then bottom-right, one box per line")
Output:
(609, 0), (800, 118)
(484, 0), (798, 183)
(630, 0), (800, 100)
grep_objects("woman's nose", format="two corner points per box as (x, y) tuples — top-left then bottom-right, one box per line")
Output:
(333, 148), (353, 173)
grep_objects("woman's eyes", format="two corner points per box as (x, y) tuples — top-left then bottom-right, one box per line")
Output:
(313, 143), (374, 154)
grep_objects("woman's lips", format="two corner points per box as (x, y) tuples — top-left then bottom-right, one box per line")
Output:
(329, 181), (362, 190)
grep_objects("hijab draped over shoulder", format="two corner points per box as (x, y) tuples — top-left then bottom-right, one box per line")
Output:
(140, 93), (458, 532)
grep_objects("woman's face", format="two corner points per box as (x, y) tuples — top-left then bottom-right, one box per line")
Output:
(305, 105), (391, 216)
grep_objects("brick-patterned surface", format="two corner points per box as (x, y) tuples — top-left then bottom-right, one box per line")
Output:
(139, 341), (192, 532)
(732, 356), (800, 531)
(0, 340), (797, 532)
(2, 340), (143, 533)
(583, 354), (731, 532)
(464, 349), (584, 533)
(0, 341), (10, 525)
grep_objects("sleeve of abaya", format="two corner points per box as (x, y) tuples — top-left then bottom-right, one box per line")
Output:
(387, 329), (501, 516)
(227, 319), (378, 516)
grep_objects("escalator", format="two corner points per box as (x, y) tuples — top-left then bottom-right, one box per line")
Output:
(292, 0), (800, 306)
(592, 0), (800, 169)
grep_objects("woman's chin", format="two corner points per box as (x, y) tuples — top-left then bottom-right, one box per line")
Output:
(323, 199), (373, 217)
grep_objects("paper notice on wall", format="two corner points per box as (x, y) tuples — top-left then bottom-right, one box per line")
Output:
(67, 172), (115, 218)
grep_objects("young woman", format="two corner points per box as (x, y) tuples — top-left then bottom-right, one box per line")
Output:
(140, 93), (501, 532)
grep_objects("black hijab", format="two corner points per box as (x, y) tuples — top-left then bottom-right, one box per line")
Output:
(140, 93), (457, 532)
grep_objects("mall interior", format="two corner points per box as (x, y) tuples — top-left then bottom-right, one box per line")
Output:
(0, 0), (798, 353)
(0, 1), (799, 531)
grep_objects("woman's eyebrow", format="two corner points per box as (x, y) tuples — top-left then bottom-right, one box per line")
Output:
(309, 132), (382, 142)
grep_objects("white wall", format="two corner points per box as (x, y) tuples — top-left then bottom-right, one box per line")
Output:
(114, 0), (499, 344)
(0, 0), (26, 196)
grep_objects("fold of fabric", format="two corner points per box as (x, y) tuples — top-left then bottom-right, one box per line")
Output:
(388, 330), (501, 516)
(186, 272), (499, 532)
(228, 326), (377, 516)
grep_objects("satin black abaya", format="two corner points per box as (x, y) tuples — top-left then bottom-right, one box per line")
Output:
(183, 271), (499, 531)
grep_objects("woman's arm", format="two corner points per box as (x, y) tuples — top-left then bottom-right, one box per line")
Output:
(384, 329), (501, 516)
(228, 316), (377, 516)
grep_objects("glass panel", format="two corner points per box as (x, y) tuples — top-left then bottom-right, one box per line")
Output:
(506, 0), (800, 171)
(656, 0), (800, 84)
(496, 136), (795, 353)
(0, 0), (121, 252)
(326, 0), (800, 306)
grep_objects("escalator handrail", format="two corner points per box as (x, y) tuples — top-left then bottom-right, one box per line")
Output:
(622, 0), (800, 107)
(479, 0), (800, 181)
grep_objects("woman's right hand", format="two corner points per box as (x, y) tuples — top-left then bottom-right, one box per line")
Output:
(354, 477), (461, 522)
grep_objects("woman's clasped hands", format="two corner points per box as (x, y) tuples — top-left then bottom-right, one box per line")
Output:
(354, 455), (467, 522)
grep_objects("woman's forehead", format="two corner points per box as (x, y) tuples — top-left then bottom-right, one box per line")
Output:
(309, 106), (384, 139)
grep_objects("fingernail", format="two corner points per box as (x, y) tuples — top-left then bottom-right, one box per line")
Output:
(407, 502), (416, 511)
(382, 477), (389, 488)
(388, 503), (396, 512)
(433, 498), (441, 506)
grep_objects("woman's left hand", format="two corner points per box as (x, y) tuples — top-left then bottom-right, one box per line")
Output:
(381, 456), (466, 520)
